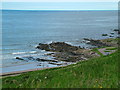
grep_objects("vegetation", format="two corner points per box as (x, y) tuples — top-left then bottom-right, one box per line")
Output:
(104, 50), (111, 52)
(106, 47), (117, 50)
(2, 51), (119, 88)
(91, 48), (103, 56)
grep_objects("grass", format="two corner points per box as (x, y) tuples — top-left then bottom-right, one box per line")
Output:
(106, 47), (117, 50)
(104, 50), (111, 52)
(91, 48), (103, 56)
(2, 51), (119, 88)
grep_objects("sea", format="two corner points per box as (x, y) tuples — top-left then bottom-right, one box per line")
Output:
(1, 10), (118, 73)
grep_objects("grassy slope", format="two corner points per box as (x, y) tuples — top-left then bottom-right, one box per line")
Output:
(91, 48), (103, 56)
(2, 51), (119, 88)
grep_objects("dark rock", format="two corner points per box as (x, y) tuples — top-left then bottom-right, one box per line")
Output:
(27, 57), (35, 60)
(102, 34), (108, 36)
(36, 42), (78, 52)
(113, 29), (120, 32)
(16, 57), (24, 60)
(113, 29), (120, 34)
(83, 38), (111, 47)
(36, 44), (50, 51)
(36, 58), (58, 62)
(83, 38), (91, 41)
(110, 32), (114, 34)
(109, 35), (114, 37)
(48, 62), (62, 65)
(36, 58), (48, 62)
(51, 60), (58, 62)
(36, 58), (41, 61)
(36, 41), (97, 63)
(79, 46), (82, 49)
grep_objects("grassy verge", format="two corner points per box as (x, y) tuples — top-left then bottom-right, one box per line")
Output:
(2, 51), (119, 88)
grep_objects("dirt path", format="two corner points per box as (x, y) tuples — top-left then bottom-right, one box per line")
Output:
(98, 48), (116, 55)
(98, 48), (107, 55)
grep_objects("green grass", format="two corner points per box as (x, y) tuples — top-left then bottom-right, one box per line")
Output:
(104, 50), (111, 52)
(91, 48), (103, 56)
(2, 51), (119, 88)
(106, 47), (117, 50)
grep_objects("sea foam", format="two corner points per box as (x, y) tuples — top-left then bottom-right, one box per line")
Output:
(12, 51), (37, 55)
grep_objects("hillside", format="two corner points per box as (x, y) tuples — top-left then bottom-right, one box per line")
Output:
(2, 50), (119, 88)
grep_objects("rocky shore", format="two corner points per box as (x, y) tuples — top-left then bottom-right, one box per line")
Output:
(36, 42), (79, 52)
(83, 38), (112, 48)
(16, 28), (119, 65)
(16, 41), (99, 64)
(36, 42), (99, 62)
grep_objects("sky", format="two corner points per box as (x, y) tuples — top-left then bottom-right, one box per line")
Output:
(1, 0), (119, 10)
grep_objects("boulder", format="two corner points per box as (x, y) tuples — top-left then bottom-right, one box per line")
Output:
(109, 35), (114, 37)
(102, 34), (108, 36)
(16, 57), (24, 60)
(113, 29), (120, 32)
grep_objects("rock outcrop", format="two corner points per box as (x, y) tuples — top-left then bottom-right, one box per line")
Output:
(36, 42), (98, 62)
(83, 38), (112, 48)
(36, 42), (79, 52)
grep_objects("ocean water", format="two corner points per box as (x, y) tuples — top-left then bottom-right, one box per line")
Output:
(2, 10), (118, 73)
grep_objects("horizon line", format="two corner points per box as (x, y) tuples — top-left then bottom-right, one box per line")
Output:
(1, 9), (118, 11)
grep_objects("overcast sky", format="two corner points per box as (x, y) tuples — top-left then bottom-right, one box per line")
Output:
(1, 0), (119, 10)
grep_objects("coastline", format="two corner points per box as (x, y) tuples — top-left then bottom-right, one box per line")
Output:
(2, 50), (119, 88)
(1, 65), (67, 77)
(1, 36), (119, 77)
